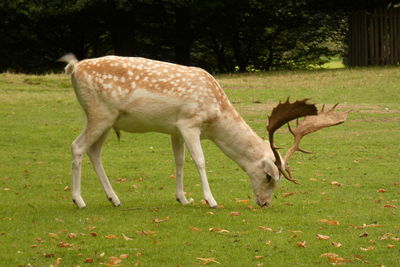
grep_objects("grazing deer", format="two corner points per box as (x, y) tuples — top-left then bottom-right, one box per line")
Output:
(59, 54), (347, 208)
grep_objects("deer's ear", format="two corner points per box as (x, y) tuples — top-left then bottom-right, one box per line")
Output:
(262, 160), (280, 182)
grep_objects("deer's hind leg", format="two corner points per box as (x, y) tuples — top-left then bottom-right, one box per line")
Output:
(71, 114), (116, 208)
(87, 130), (121, 207)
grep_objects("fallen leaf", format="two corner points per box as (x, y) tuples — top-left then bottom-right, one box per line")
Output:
(327, 256), (351, 263)
(296, 241), (306, 248)
(377, 189), (387, 193)
(90, 232), (98, 237)
(57, 241), (73, 248)
(309, 178), (318, 181)
(85, 258), (94, 263)
(383, 204), (397, 208)
(48, 233), (59, 239)
(331, 241), (342, 247)
(316, 234), (330, 240)
(236, 199), (250, 204)
(230, 211), (241, 216)
(355, 223), (382, 229)
(255, 256), (263, 259)
(44, 253), (54, 258)
(136, 230), (157, 236)
(391, 237), (400, 241)
(283, 192), (295, 198)
(152, 216), (170, 223)
(209, 227), (229, 233)
(67, 233), (77, 239)
(320, 253), (339, 258)
(108, 256), (122, 265)
(265, 241), (272, 246)
(258, 226), (273, 231)
(387, 244), (395, 248)
(318, 219), (340, 225)
(196, 257), (220, 265)
(122, 233), (133, 240)
(105, 234), (119, 239)
(359, 232), (369, 237)
(394, 182), (400, 186)
(189, 226), (202, 232)
(120, 254), (129, 259)
(116, 178), (127, 183)
(331, 181), (342, 187)
(360, 246), (374, 251)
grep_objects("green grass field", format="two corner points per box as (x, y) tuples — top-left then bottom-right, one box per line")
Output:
(0, 67), (399, 266)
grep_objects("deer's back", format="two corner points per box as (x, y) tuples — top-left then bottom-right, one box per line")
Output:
(72, 56), (231, 134)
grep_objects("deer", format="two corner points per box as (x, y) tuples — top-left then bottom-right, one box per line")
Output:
(59, 53), (348, 209)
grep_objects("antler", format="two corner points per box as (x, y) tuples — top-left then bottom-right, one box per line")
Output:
(284, 104), (349, 167)
(267, 98), (318, 183)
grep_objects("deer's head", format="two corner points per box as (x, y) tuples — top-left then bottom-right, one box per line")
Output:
(253, 98), (348, 207)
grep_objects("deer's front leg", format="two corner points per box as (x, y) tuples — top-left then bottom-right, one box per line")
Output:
(171, 135), (193, 205)
(179, 127), (218, 208)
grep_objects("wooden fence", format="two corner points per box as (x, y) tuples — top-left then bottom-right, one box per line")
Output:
(349, 8), (400, 66)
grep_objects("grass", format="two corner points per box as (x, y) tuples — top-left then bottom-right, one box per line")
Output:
(0, 67), (399, 266)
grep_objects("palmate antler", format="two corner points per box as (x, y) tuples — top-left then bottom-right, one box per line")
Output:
(284, 104), (349, 175)
(267, 98), (318, 183)
(267, 99), (348, 184)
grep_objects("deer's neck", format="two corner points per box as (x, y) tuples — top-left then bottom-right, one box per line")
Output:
(207, 109), (267, 173)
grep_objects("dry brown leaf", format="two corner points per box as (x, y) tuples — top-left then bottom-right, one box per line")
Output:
(258, 226), (273, 231)
(122, 233), (133, 240)
(230, 211), (241, 216)
(331, 181), (342, 187)
(355, 223), (382, 229)
(318, 219), (340, 225)
(360, 246), (374, 251)
(153, 216), (170, 223)
(120, 254), (129, 259)
(327, 256), (351, 263)
(67, 233), (77, 239)
(48, 233), (59, 239)
(236, 199), (250, 204)
(288, 230), (303, 233)
(136, 230), (157, 236)
(296, 241), (306, 248)
(189, 226), (202, 232)
(283, 192), (295, 198)
(387, 244), (395, 248)
(316, 234), (330, 240)
(208, 227), (229, 233)
(57, 241), (73, 248)
(196, 257), (221, 265)
(255, 256), (264, 259)
(377, 189), (387, 193)
(320, 253), (339, 258)
(331, 241), (342, 247)
(383, 204), (397, 208)
(108, 256), (122, 265)
(359, 232), (369, 237)
(265, 241), (272, 246)
(85, 258), (94, 263)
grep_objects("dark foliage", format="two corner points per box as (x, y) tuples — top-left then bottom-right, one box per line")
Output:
(0, 0), (396, 73)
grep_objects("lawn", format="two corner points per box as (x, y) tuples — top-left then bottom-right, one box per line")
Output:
(0, 67), (399, 266)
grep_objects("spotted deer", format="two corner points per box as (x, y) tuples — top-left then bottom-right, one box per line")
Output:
(59, 54), (347, 208)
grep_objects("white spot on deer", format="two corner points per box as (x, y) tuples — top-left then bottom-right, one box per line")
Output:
(131, 82), (136, 89)
(113, 76), (119, 82)
(127, 70), (133, 76)
(121, 76), (126, 83)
